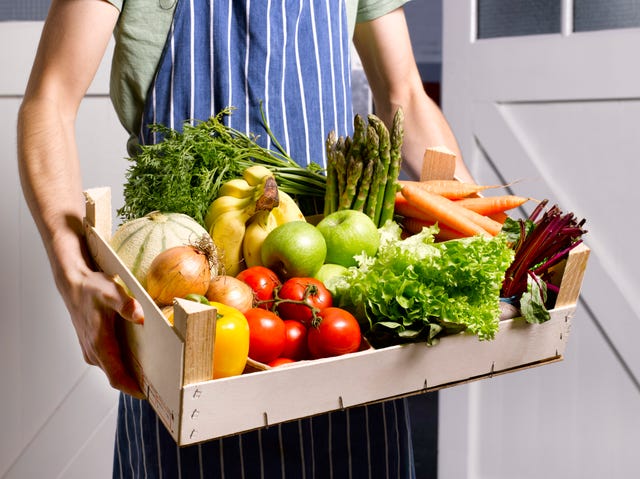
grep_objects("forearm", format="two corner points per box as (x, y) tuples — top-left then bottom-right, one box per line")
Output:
(18, 96), (91, 301)
(18, 0), (122, 298)
(370, 77), (471, 182)
(354, 7), (473, 183)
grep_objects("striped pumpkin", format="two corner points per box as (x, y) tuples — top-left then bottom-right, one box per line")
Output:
(110, 211), (210, 288)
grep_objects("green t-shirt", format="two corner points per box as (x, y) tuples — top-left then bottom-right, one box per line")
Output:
(105, 0), (408, 152)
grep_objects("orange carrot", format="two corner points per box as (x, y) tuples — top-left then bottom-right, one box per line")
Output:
(395, 193), (438, 223)
(399, 180), (505, 199)
(401, 216), (466, 241)
(459, 208), (503, 236)
(454, 195), (529, 215)
(489, 211), (509, 224)
(400, 184), (492, 237)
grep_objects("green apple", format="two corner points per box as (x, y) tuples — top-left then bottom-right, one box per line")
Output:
(316, 210), (380, 267)
(314, 263), (348, 290)
(260, 221), (327, 279)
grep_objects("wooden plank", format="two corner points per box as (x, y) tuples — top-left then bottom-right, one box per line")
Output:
(83, 187), (112, 240)
(178, 306), (573, 445)
(420, 146), (457, 181)
(173, 299), (216, 386)
(555, 242), (590, 308)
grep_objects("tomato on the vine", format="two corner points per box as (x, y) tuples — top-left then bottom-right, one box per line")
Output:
(307, 307), (361, 359)
(245, 307), (286, 364)
(281, 319), (309, 360)
(236, 266), (281, 309)
(276, 277), (332, 324)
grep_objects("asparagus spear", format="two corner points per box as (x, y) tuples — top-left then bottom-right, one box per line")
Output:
(338, 115), (366, 209)
(378, 107), (404, 226)
(324, 130), (339, 215)
(356, 125), (379, 214)
(339, 156), (363, 210)
(334, 136), (347, 203)
(368, 114), (391, 227)
(348, 114), (367, 168)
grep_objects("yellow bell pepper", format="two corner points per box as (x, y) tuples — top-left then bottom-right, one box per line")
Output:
(208, 301), (250, 379)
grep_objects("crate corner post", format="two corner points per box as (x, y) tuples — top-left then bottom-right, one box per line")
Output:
(173, 298), (216, 386)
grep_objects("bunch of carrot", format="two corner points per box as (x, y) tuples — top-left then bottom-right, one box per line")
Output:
(396, 179), (531, 241)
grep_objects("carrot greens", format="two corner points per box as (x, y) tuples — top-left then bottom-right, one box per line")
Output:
(118, 107), (326, 226)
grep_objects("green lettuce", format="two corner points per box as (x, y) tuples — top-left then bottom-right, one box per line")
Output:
(331, 222), (514, 346)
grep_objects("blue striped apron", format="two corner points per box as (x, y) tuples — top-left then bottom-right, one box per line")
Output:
(139, 0), (354, 168)
(114, 0), (416, 477)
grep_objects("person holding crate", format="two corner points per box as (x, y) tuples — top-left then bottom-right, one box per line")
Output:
(18, 0), (472, 477)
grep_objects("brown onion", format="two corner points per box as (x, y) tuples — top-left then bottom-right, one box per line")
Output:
(206, 275), (254, 313)
(146, 242), (213, 306)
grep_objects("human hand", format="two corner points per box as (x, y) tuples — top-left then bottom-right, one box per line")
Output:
(66, 269), (146, 399)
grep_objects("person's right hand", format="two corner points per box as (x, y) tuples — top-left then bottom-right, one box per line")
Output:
(65, 268), (146, 399)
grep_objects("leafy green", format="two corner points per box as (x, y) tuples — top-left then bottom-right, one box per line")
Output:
(520, 273), (550, 324)
(331, 222), (514, 346)
(117, 107), (326, 226)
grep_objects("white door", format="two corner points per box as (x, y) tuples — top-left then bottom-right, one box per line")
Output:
(0, 21), (128, 478)
(439, 2), (640, 478)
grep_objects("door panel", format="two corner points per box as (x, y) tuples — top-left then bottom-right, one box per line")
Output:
(440, 2), (640, 477)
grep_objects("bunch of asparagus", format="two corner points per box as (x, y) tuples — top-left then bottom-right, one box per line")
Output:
(324, 108), (404, 228)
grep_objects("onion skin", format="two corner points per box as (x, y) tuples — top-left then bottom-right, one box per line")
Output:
(206, 275), (254, 313)
(146, 245), (211, 306)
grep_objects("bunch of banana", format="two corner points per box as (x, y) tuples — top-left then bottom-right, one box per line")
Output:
(205, 165), (280, 276)
(242, 189), (306, 267)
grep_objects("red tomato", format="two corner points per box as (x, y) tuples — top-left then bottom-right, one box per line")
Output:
(268, 357), (296, 368)
(236, 266), (281, 309)
(245, 308), (286, 364)
(307, 307), (361, 359)
(276, 277), (332, 324)
(281, 319), (309, 360)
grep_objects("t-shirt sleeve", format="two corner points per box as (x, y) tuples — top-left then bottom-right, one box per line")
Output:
(356, 0), (410, 24)
(104, 0), (123, 12)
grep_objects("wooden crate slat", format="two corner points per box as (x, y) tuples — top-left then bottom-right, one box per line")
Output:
(173, 299), (216, 385)
(555, 242), (590, 308)
(420, 146), (457, 181)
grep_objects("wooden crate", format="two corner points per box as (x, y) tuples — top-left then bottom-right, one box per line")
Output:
(83, 185), (589, 446)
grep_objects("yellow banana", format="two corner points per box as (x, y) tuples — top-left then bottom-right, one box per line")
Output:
(243, 165), (274, 186)
(241, 190), (306, 267)
(218, 178), (255, 199)
(273, 190), (305, 223)
(209, 208), (254, 276)
(205, 175), (281, 230)
(204, 194), (252, 231)
(242, 210), (278, 268)
(208, 173), (281, 274)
